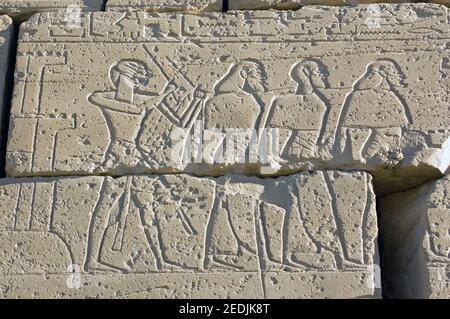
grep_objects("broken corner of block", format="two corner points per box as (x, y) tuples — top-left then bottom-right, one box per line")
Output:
(0, 1), (104, 21)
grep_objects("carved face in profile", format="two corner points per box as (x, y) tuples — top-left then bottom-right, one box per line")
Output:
(369, 60), (406, 88)
(110, 60), (152, 93)
(240, 61), (267, 93)
(291, 61), (327, 89)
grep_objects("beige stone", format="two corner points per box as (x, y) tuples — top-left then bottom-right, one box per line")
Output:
(6, 4), (450, 194)
(0, 171), (379, 298)
(107, 0), (223, 12)
(0, 15), (13, 174)
(0, 1), (104, 20)
(228, 1), (414, 10)
(380, 175), (450, 298)
(430, 1), (450, 6)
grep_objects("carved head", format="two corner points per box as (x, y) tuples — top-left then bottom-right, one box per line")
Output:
(110, 60), (152, 92)
(239, 59), (267, 93)
(369, 59), (406, 88)
(214, 59), (267, 95)
(291, 60), (328, 91)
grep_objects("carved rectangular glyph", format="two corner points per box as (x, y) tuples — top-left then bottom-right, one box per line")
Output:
(0, 15), (13, 175)
(380, 175), (450, 298)
(106, 0), (223, 12)
(0, 171), (379, 298)
(0, 1), (104, 19)
(6, 4), (450, 194)
(228, 1), (412, 10)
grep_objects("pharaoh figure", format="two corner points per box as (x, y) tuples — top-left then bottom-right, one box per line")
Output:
(265, 59), (331, 161)
(202, 59), (268, 164)
(335, 59), (412, 163)
(86, 60), (204, 272)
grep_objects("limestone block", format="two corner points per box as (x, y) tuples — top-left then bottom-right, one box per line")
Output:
(6, 4), (450, 194)
(431, 1), (450, 7)
(0, 15), (13, 175)
(0, 171), (379, 298)
(380, 175), (450, 298)
(0, 1), (104, 20)
(228, 1), (414, 11)
(106, 0), (223, 12)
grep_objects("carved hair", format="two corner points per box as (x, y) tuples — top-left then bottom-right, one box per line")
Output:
(355, 59), (406, 90)
(214, 59), (265, 94)
(110, 59), (151, 89)
(290, 60), (324, 94)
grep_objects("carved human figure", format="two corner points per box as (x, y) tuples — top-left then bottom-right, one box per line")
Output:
(204, 179), (264, 271)
(202, 59), (268, 164)
(86, 60), (205, 272)
(335, 59), (412, 163)
(284, 173), (368, 270)
(131, 178), (210, 271)
(265, 59), (331, 161)
(89, 60), (157, 170)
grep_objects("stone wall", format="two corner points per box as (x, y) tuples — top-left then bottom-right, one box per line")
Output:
(0, 1), (448, 299)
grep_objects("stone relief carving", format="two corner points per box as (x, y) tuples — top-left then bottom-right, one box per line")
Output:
(380, 176), (450, 298)
(6, 7), (450, 196)
(0, 171), (378, 298)
(264, 59), (331, 162)
(335, 59), (412, 166)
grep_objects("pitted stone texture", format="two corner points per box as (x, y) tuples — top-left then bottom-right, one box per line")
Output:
(380, 175), (450, 299)
(107, 0), (223, 12)
(0, 171), (379, 298)
(0, 15), (13, 176)
(6, 4), (450, 194)
(0, 1), (104, 20)
(228, 1), (414, 10)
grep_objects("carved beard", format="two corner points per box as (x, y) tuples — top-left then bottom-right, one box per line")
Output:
(243, 77), (266, 93)
(355, 72), (384, 91)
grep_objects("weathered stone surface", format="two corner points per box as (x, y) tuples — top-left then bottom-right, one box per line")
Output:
(107, 0), (223, 12)
(228, 1), (414, 10)
(431, 1), (450, 6)
(0, 15), (13, 176)
(380, 175), (450, 298)
(0, 1), (104, 20)
(6, 4), (450, 194)
(0, 171), (379, 298)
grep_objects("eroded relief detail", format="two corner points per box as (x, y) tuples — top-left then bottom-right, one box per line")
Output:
(106, 0), (224, 13)
(0, 171), (378, 298)
(6, 5), (450, 193)
(0, 1), (104, 19)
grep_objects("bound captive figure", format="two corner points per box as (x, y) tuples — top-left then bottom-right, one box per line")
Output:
(85, 59), (205, 272)
(202, 59), (268, 164)
(335, 59), (412, 164)
(265, 59), (331, 162)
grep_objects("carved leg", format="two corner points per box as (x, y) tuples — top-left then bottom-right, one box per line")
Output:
(85, 178), (126, 272)
(347, 128), (372, 163)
